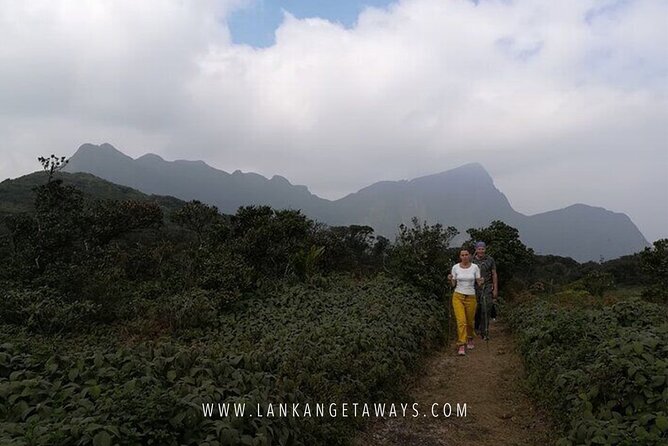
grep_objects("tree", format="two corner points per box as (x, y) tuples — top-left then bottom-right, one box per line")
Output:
(84, 199), (163, 247)
(171, 200), (221, 247)
(38, 154), (68, 183)
(639, 239), (668, 303)
(388, 217), (459, 296)
(466, 220), (535, 291)
(312, 224), (377, 272)
(230, 206), (314, 279)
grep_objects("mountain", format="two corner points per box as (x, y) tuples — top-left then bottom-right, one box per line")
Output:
(329, 163), (520, 236)
(518, 204), (649, 263)
(65, 143), (333, 220)
(63, 143), (649, 261)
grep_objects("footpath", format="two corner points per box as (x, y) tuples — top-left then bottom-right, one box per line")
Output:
(354, 319), (555, 445)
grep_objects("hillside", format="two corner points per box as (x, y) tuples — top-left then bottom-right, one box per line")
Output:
(0, 171), (186, 218)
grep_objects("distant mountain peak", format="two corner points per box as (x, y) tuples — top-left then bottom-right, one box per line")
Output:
(270, 175), (291, 185)
(564, 203), (606, 212)
(136, 153), (165, 163)
(71, 143), (132, 161)
(419, 162), (492, 182)
(456, 161), (487, 172)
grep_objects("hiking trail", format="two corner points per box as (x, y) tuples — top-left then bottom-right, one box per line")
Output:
(354, 319), (555, 446)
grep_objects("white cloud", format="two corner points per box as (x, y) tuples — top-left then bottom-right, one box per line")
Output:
(0, 0), (666, 241)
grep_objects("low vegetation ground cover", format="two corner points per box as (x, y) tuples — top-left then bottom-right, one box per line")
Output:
(508, 291), (668, 445)
(1, 275), (446, 446)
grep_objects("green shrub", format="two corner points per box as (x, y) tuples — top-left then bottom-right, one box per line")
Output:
(509, 296), (668, 445)
(0, 342), (307, 446)
(570, 270), (616, 297)
(0, 288), (101, 334)
(161, 289), (220, 330)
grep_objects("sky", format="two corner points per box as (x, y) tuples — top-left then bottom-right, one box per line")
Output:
(0, 0), (666, 242)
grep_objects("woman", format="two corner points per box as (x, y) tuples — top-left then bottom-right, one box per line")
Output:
(448, 248), (483, 356)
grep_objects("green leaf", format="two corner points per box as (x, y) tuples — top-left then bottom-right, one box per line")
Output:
(92, 430), (111, 446)
(656, 415), (668, 432)
(169, 411), (186, 427)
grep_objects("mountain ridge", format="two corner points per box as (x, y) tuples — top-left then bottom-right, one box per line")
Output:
(63, 143), (649, 261)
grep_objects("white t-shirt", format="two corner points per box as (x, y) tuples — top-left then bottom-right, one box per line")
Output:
(451, 263), (481, 296)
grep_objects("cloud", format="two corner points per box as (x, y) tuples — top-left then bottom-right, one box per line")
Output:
(0, 0), (666, 241)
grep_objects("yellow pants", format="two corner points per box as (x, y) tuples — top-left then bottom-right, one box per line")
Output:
(452, 291), (477, 346)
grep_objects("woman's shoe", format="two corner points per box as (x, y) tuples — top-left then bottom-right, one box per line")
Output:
(467, 339), (475, 350)
(457, 346), (466, 356)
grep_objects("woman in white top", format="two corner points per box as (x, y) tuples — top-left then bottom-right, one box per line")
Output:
(448, 248), (483, 356)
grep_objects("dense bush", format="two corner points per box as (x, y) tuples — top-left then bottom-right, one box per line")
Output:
(569, 270), (616, 297)
(0, 288), (101, 335)
(508, 296), (668, 445)
(0, 341), (305, 446)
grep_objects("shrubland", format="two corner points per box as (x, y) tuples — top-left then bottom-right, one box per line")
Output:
(1, 158), (666, 445)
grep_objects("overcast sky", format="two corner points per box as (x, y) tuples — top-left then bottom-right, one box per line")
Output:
(1, 0), (666, 241)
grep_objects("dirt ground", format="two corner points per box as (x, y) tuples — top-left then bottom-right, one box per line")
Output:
(353, 319), (556, 446)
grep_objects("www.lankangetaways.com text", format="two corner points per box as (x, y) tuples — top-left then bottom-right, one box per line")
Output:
(202, 402), (468, 418)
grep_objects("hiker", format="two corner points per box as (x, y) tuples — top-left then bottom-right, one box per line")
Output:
(472, 241), (498, 340)
(448, 248), (483, 356)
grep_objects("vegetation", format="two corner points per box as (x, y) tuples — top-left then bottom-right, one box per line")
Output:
(639, 239), (668, 304)
(388, 217), (458, 296)
(0, 276), (445, 446)
(508, 295), (668, 445)
(0, 162), (453, 445)
(0, 158), (665, 445)
(505, 238), (668, 445)
(466, 220), (534, 290)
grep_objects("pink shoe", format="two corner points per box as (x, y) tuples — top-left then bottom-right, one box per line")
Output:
(457, 346), (466, 356)
(467, 339), (475, 350)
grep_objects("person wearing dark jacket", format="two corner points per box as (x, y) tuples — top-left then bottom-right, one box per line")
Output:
(472, 241), (498, 340)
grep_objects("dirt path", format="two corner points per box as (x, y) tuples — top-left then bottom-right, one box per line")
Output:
(353, 319), (555, 446)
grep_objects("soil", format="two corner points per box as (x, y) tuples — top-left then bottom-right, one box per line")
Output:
(353, 319), (556, 446)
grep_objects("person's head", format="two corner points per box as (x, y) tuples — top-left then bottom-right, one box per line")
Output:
(459, 248), (471, 263)
(475, 241), (486, 257)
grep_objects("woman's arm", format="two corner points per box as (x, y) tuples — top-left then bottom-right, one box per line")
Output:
(448, 266), (457, 288)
